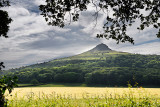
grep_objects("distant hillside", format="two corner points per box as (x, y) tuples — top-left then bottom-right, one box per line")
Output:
(4, 44), (160, 87)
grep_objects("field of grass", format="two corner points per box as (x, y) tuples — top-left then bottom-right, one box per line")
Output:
(18, 83), (160, 88)
(6, 87), (160, 107)
(18, 83), (88, 87)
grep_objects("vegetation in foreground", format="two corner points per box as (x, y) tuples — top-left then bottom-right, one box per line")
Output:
(0, 76), (17, 107)
(7, 87), (160, 107)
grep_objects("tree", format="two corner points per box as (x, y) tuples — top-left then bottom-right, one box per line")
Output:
(40, 0), (160, 44)
(30, 79), (39, 85)
(0, 0), (12, 38)
(0, 1), (16, 106)
(0, 0), (12, 70)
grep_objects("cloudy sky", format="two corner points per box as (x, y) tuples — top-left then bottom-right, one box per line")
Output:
(0, 0), (160, 69)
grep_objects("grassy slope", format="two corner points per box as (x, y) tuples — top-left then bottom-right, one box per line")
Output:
(26, 50), (130, 69)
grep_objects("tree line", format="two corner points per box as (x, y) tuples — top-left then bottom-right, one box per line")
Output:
(3, 54), (160, 87)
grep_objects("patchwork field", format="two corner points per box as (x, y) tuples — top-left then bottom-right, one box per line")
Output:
(6, 87), (160, 106)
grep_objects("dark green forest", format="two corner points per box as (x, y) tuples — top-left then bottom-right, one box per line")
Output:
(1, 44), (160, 87)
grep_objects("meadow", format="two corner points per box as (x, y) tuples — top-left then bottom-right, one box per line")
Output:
(6, 87), (160, 107)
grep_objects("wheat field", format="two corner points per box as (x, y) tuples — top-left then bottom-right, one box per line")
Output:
(6, 87), (160, 99)
(6, 87), (160, 106)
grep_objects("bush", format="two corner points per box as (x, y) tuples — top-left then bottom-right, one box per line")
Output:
(30, 79), (39, 85)
(0, 76), (18, 107)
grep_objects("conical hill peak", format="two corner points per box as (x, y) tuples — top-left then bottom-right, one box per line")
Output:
(89, 43), (112, 52)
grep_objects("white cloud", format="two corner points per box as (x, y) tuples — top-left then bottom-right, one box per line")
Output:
(34, 0), (46, 5)
(3, 6), (30, 17)
(117, 42), (160, 55)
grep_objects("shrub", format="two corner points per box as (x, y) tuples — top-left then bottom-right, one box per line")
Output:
(30, 79), (39, 85)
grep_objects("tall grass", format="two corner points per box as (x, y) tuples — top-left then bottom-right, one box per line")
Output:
(7, 87), (160, 107)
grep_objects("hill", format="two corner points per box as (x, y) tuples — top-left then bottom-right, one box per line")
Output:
(3, 44), (160, 87)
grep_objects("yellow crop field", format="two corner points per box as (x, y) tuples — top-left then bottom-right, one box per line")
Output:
(7, 87), (160, 99)
(6, 87), (160, 107)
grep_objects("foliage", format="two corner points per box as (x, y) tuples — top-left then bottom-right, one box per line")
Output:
(30, 79), (39, 85)
(0, 76), (18, 107)
(40, 0), (160, 44)
(0, 0), (12, 71)
(0, 0), (12, 38)
(0, 62), (5, 71)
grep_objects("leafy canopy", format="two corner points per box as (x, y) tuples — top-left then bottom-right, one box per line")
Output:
(0, 0), (12, 70)
(40, 0), (160, 44)
(0, 0), (12, 38)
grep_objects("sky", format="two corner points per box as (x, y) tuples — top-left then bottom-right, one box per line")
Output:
(0, 0), (160, 69)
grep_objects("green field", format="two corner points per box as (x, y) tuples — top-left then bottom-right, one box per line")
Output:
(17, 83), (88, 87)
(6, 87), (160, 107)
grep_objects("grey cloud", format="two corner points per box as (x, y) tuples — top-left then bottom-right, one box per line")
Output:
(18, 30), (99, 51)
(11, 0), (40, 13)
